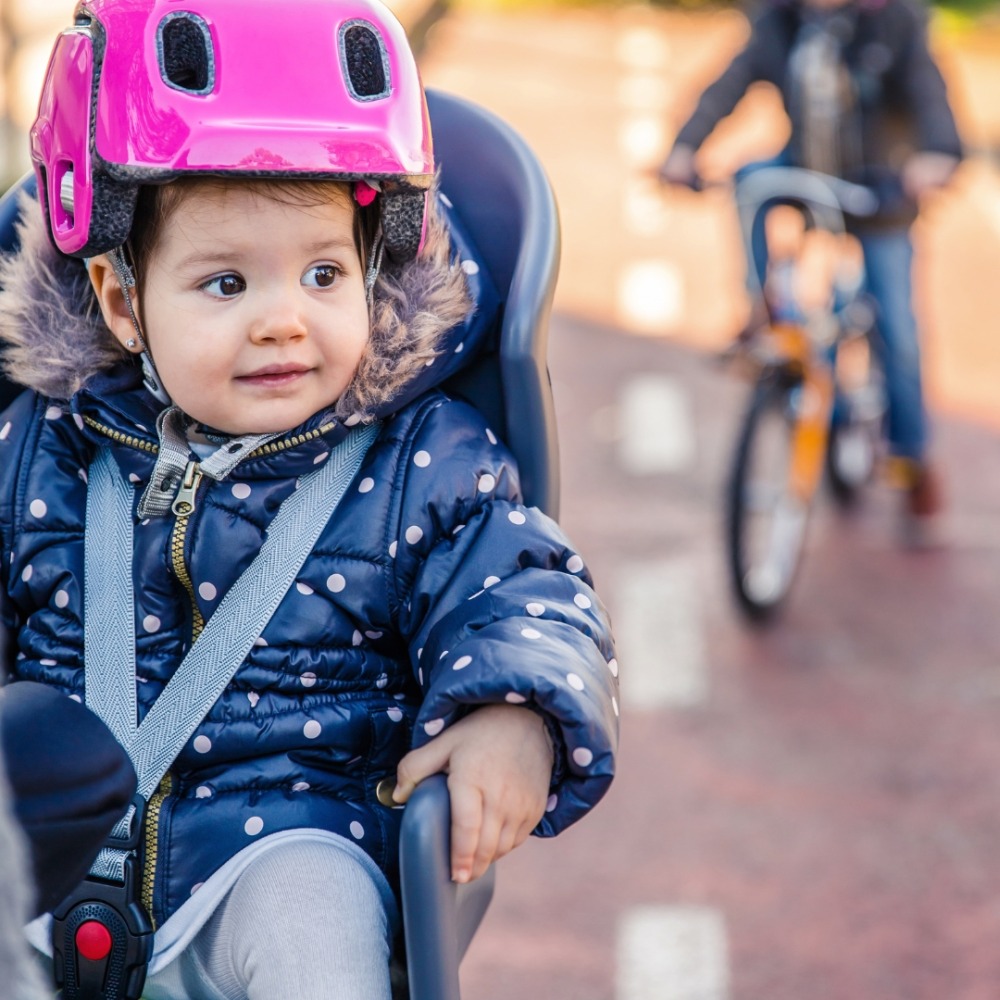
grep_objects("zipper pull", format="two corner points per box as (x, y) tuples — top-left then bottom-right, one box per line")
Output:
(171, 461), (203, 517)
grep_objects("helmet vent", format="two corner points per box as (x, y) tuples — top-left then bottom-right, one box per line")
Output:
(340, 21), (390, 101)
(157, 13), (215, 95)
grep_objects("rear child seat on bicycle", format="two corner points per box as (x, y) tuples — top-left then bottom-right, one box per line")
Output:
(0, 3), (615, 988)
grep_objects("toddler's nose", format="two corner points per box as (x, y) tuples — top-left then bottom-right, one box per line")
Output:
(250, 291), (308, 344)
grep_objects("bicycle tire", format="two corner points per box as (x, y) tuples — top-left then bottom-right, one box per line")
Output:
(725, 372), (813, 621)
(826, 338), (885, 504)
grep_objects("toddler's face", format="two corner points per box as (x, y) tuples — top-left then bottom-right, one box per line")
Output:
(124, 183), (370, 435)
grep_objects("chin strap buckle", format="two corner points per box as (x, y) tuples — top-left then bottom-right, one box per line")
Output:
(51, 797), (153, 1000)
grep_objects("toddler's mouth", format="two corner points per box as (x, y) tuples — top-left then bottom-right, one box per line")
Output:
(237, 364), (311, 386)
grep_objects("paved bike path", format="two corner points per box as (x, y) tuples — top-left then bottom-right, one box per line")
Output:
(460, 313), (1000, 1000)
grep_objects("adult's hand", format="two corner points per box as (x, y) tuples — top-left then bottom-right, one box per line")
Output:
(902, 151), (960, 199)
(657, 144), (699, 188)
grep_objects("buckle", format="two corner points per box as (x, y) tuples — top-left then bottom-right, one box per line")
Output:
(51, 797), (153, 1000)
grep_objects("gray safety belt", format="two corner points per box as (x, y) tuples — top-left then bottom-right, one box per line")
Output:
(83, 421), (379, 882)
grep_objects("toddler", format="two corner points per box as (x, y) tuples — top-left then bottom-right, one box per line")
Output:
(0, 1), (619, 997)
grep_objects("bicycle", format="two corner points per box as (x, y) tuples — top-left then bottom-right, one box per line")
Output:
(722, 166), (887, 621)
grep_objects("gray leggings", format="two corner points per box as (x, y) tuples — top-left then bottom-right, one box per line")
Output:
(142, 840), (394, 1000)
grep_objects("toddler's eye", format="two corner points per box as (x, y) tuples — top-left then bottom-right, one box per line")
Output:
(304, 265), (339, 289)
(202, 274), (246, 298)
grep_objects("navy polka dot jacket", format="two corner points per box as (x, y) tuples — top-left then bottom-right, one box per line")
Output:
(0, 197), (619, 927)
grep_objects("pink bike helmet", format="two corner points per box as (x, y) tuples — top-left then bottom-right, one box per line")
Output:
(30, 0), (434, 261)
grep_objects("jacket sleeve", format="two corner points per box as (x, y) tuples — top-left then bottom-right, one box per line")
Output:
(386, 397), (619, 837)
(673, 7), (784, 152)
(893, 0), (963, 158)
(0, 391), (45, 601)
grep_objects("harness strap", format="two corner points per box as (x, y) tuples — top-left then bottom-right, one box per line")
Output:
(84, 420), (379, 818)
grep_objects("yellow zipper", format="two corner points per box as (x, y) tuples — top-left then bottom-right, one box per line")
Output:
(83, 415), (158, 454)
(170, 461), (205, 640)
(247, 420), (338, 458)
(85, 413), (338, 460)
(141, 772), (173, 924)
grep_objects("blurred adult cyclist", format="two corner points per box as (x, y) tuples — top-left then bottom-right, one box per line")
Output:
(658, 0), (963, 530)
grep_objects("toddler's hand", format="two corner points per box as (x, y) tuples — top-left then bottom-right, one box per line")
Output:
(393, 704), (554, 883)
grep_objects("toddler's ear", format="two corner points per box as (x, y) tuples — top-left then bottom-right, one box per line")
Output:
(87, 256), (141, 352)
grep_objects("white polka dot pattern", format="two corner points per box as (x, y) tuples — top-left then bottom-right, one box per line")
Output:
(244, 816), (264, 836)
(303, 720), (321, 739)
(193, 735), (212, 753)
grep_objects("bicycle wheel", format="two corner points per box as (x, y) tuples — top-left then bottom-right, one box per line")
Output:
(726, 372), (813, 621)
(826, 333), (886, 503)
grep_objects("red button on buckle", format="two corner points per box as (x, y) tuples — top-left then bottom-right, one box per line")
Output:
(76, 920), (113, 961)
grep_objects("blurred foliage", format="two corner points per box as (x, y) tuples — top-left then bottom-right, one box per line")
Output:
(452, 0), (1000, 13)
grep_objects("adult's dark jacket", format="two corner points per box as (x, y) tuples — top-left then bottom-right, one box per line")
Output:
(672, 0), (963, 227)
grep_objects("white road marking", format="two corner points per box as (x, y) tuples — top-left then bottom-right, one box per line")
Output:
(614, 558), (707, 708)
(618, 116), (668, 166)
(617, 905), (730, 1000)
(614, 27), (673, 70)
(619, 375), (696, 475)
(616, 259), (685, 335)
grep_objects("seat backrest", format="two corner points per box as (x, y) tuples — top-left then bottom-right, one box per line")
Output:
(398, 93), (562, 1000)
(428, 89), (562, 519)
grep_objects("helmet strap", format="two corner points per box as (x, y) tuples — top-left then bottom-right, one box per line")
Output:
(364, 231), (385, 311)
(108, 247), (170, 405)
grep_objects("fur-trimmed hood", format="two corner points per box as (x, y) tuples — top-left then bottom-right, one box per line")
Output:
(0, 188), (496, 422)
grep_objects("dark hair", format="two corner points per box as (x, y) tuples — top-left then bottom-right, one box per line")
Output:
(125, 177), (380, 311)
